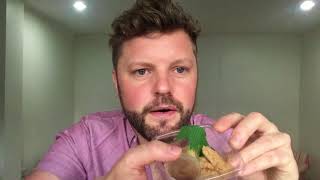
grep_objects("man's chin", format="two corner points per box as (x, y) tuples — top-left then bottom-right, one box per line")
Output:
(144, 113), (183, 136)
(123, 108), (192, 140)
(145, 125), (179, 140)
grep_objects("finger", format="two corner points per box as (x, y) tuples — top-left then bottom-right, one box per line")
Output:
(123, 140), (181, 168)
(240, 133), (291, 164)
(213, 112), (244, 132)
(240, 147), (293, 176)
(230, 112), (279, 149)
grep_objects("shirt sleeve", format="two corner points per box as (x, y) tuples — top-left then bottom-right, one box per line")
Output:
(36, 120), (88, 180)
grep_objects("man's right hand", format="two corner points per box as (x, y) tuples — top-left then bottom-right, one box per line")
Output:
(103, 140), (182, 180)
(25, 141), (181, 180)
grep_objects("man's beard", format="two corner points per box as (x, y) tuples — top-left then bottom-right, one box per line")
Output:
(119, 92), (193, 141)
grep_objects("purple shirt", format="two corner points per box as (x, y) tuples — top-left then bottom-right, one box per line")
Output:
(36, 110), (231, 180)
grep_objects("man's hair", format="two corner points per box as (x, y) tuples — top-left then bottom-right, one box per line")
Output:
(109, 0), (201, 69)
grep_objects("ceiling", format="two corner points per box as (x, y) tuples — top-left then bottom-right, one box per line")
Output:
(25, 0), (320, 34)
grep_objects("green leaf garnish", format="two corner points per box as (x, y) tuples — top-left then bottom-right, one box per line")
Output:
(176, 125), (208, 157)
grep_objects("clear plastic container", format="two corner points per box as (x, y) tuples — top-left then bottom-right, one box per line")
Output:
(154, 125), (244, 180)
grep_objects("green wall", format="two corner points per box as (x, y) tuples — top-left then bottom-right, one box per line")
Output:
(196, 34), (301, 149)
(0, 0), (6, 178)
(2, 0), (24, 179)
(300, 26), (320, 179)
(73, 34), (120, 121)
(22, 6), (75, 174)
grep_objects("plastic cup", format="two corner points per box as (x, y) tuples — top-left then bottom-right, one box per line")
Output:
(154, 125), (244, 180)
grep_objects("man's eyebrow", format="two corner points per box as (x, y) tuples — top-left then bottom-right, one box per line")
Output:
(127, 58), (195, 68)
(171, 59), (194, 66)
(128, 62), (155, 68)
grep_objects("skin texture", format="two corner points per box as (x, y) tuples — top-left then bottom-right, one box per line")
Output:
(25, 30), (298, 180)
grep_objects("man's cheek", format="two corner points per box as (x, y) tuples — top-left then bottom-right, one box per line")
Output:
(175, 93), (195, 110)
(122, 90), (149, 111)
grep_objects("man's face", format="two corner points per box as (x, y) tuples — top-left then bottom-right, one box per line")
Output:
(113, 30), (198, 140)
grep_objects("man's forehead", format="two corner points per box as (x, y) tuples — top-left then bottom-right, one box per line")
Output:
(118, 30), (196, 66)
(124, 30), (192, 47)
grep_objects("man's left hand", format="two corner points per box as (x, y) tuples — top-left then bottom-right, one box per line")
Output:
(214, 112), (299, 180)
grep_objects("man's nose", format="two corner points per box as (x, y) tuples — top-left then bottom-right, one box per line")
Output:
(154, 74), (171, 94)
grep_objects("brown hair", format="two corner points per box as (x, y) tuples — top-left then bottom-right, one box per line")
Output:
(109, 0), (201, 69)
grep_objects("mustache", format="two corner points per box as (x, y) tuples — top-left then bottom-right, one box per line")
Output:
(141, 94), (184, 115)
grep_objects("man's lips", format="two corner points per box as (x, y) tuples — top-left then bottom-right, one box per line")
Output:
(150, 105), (177, 112)
(149, 106), (178, 119)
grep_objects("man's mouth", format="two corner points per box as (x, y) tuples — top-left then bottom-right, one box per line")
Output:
(149, 106), (177, 119)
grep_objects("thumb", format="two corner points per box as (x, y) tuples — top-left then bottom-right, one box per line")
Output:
(123, 140), (182, 168)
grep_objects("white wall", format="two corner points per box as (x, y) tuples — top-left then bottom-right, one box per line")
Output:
(300, 26), (320, 179)
(196, 34), (301, 149)
(22, 6), (74, 174)
(73, 34), (120, 121)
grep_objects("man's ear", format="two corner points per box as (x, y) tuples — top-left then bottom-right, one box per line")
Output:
(112, 69), (119, 97)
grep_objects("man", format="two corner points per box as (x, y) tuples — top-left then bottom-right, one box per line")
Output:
(26, 0), (299, 179)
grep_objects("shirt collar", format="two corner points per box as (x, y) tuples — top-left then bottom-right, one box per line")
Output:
(123, 116), (138, 148)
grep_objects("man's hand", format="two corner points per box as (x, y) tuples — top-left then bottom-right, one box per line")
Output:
(214, 112), (299, 180)
(103, 140), (181, 180)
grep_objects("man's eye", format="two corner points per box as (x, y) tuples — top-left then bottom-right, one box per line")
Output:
(134, 69), (148, 76)
(175, 67), (187, 74)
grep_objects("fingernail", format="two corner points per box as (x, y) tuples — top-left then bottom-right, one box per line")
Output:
(169, 145), (181, 155)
